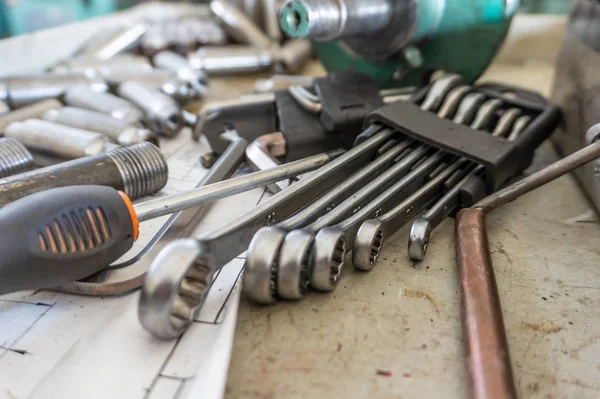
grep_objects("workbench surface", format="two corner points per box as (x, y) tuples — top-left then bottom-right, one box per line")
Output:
(0, 12), (597, 399)
(222, 22), (600, 399)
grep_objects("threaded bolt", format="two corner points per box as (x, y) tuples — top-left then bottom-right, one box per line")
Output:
(0, 138), (34, 178)
(107, 143), (169, 200)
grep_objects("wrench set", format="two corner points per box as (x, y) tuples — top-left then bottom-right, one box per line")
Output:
(0, 2), (568, 352)
(134, 74), (561, 338)
(237, 74), (561, 307)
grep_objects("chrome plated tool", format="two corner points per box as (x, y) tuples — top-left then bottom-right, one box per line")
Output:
(310, 150), (447, 291)
(78, 23), (148, 60)
(210, 0), (273, 49)
(0, 73), (108, 108)
(58, 132), (248, 296)
(188, 46), (275, 75)
(153, 51), (208, 94)
(0, 99), (63, 133)
(408, 108), (529, 262)
(244, 74), (463, 301)
(117, 81), (184, 138)
(139, 127), (393, 338)
(43, 106), (158, 147)
(63, 87), (145, 124)
(4, 119), (109, 159)
(245, 136), (412, 303)
(0, 150), (333, 297)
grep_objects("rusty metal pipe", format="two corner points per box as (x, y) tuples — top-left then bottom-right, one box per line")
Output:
(455, 137), (600, 399)
(455, 208), (516, 399)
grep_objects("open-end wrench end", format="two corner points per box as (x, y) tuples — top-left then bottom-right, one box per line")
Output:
(311, 227), (346, 292)
(353, 219), (385, 271)
(407, 218), (432, 261)
(276, 229), (314, 300)
(243, 226), (287, 305)
(139, 239), (213, 339)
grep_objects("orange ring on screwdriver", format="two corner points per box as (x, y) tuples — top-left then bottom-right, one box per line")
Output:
(118, 191), (139, 241)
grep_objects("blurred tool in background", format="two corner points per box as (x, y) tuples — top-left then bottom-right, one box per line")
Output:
(278, 0), (576, 88)
(278, 0), (519, 88)
(0, 0), (576, 39)
(552, 0), (600, 215)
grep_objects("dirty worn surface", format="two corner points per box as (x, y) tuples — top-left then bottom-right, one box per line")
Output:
(226, 35), (600, 399)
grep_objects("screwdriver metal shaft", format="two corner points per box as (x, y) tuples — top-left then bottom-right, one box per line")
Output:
(133, 150), (342, 221)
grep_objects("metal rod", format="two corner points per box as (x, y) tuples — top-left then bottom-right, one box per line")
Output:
(455, 208), (517, 399)
(456, 138), (600, 399)
(0, 143), (167, 206)
(133, 150), (343, 222)
(474, 140), (600, 212)
(210, 0), (273, 49)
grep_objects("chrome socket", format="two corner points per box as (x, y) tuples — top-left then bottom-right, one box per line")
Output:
(5, 119), (109, 159)
(0, 137), (34, 178)
(0, 99), (63, 133)
(153, 51), (208, 93)
(43, 107), (158, 147)
(0, 74), (108, 108)
(63, 87), (145, 124)
(188, 46), (274, 75)
(117, 81), (184, 138)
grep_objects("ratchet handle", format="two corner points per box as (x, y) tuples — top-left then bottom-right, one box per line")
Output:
(0, 185), (138, 295)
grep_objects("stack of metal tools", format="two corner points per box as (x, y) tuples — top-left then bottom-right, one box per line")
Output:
(0, 2), (566, 344)
(0, 0), (312, 162)
(0, 1), (315, 298)
(135, 74), (560, 338)
(5, 3), (600, 398)
(0, 0), (314, 199)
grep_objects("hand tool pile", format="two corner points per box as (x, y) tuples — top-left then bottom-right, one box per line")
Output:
(0, 0), (312, 164)
(137, 73), (562, 338)
(2, 2), (600, 398)
(0, 2), (315, 295)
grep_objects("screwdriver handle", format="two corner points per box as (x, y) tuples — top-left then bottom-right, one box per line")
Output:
(0, 185), (138, 295)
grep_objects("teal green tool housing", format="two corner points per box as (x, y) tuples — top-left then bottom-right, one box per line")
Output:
(280, 0), (519, 88)
(1, 0), (120, 36)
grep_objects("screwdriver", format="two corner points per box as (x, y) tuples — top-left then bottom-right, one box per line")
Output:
(0, 150), (341, 295)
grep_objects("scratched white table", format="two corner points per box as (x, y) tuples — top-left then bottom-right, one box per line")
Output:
(0, 9), (598, 399)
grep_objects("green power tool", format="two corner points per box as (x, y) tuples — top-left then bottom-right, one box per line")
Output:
(279, 0), (520, 88)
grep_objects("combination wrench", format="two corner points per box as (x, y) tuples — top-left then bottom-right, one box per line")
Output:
(243, 138), (413, 304)
(352, 94), (508, 270)
(256, 75), (466, 300)
(407, 108), (531, 261)
(311, 150), (450, 291)
(353, 157), (472, 270)
(508, 115), (532, 141)
(247, 142), (429, 303)
(139, 126), (397, 338)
